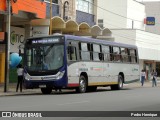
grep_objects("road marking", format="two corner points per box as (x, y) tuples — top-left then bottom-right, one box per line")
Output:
(57, 101), (90, 106)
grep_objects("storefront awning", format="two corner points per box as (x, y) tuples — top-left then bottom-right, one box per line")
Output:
(91, 25), (102, 37)
(30, 17), (112, 37)
(75, 22), (91, 36)
(30, 19), (50, 26)
(52, 16), (66, 30)
(63, 20), (79, 33)
(102, 28), (112, 36)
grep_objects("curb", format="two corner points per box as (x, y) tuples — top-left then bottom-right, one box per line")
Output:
(0, 81), (159, 97)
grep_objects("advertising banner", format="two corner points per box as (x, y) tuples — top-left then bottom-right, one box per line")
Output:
(10, 27), (25, 53)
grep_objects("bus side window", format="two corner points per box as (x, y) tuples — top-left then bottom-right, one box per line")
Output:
(129, 49), (136, 63)
(113, 47), (121, 62)
(93, 44), (101, 61)
(79, 42), (91, 61)
(121, 48), (129, 63)
(102, 45), (110, 62)
(67, 46), (77, 61)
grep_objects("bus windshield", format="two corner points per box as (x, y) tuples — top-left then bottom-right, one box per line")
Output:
(26, 44), (64, 71)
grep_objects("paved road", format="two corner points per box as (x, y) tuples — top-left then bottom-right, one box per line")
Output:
(1, 82), (160, 120)
(0, 84), (160, 111)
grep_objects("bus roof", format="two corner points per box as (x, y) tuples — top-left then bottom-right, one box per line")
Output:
(65, 35), (137, 49)
(27, 34), (137, 49)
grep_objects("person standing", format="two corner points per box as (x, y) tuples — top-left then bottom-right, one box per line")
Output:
(141, 69), (146, 86)
(152, 70), (157, 87)
(16, 64), (24, 92)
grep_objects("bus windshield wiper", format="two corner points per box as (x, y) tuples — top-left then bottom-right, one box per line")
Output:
(44, 44), (54, 56)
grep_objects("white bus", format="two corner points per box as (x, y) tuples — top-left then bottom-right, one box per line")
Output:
(23, 35), (139, 94)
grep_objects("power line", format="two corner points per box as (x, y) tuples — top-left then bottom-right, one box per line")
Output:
(88, 0), (160, 25)
(98, 20), (160, 45)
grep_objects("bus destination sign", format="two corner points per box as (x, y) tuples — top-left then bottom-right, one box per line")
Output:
(32, 38), (59, 44)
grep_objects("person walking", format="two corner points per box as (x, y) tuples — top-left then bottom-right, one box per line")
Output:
(141, 69), (146, 86)
(151, 70), (157, 87)
(16, 64), (24, 92)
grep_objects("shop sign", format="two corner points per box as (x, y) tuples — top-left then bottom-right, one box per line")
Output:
(146, 17), (155, 25)
(31, 26), (49, 37)
(10, 27), (25, 53)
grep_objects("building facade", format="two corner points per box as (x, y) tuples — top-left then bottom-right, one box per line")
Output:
(144, 1), (160, 35)
(97, 0), (160, 79)
(0, 0), (98, 83)
(97, 0), (145, 30)
(0, 0), (46, 83)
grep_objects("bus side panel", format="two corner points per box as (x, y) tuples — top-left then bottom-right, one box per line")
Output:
(67, 62), (79, 87)
(103, 63), (139, 83)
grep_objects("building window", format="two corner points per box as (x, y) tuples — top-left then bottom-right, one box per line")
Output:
(76, 0), (94, 14)
(63, 1), (70, 20)
(44, 0), (58, 4)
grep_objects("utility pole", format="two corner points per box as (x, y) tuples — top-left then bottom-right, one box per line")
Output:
(4, 0), (11, 92)
(50, 0), (52, 35)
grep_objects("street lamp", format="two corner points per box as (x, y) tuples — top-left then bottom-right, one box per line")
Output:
(4, 0), (11, 92)
(50, 0), (52, 35)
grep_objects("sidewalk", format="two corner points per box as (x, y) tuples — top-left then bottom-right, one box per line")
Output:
(0, 81), (159, 97)
(123, 80), (160, 88)
(0, 83), (41, 96)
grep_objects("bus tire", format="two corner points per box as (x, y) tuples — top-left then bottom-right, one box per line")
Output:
(111, 75), (123, 90)
(76, 75), (87, 93)
(41, 88), (52, 94)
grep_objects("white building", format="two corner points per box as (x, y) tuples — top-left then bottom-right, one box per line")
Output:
(97, 0), (145, 30)
(97, 0), (160, 79)
(144, 1), (160, 35)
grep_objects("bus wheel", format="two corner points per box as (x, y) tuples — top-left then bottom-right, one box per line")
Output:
(41, 88), (52, 94)
(76, 75), (87, 93)
(111, 75), (123, 90)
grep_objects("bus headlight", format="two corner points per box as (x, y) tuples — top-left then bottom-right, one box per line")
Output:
(56, 71), (65, 79)
(24, 73), (30, 81)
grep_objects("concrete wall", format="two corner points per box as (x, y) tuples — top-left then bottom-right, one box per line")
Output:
(136, 30), (160, 61)
(127, 0), (145, 30)
(111, 29), (160, 61)
(144, 2), (160, 34)
(97, 0), (127, 29)
(111, 29), (136, 45)
(97, 0), (145, 30)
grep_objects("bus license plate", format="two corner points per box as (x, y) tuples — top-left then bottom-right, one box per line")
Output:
(39, 85), (46, 88)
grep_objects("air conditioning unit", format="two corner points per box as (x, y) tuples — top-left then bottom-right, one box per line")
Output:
(98, 19), (104, 29)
